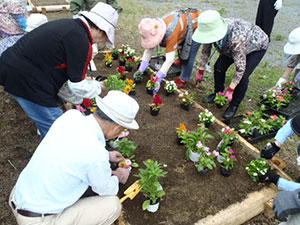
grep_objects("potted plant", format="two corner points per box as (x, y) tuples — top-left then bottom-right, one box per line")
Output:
(195, 148), (219, 175)
(104, 74), (127, 91)
(125, 58), (135, 72)
(124, 47), (135, 59)
(262, 88), (292, 110)
(121, 44), (129, 54)
(134, 71), (143, 84)
(164, 80), (177, 96)
(116, 137), (138, 168)
(119, 53), (126, 66)
(149, 94), (163, 116)
(135, 159), (168, 213)
(198, 109), (215, 128)
(111, 48), (120, 60)
(217, 127), (239, 150)
(214, 92), (227, 108)
(117, 66), (126, 80)
(219, 147), (236, 177)
(178, 91), (194, 111)
(125, 78), (136, 95)
(246, 158), (270, 182)
(176, 123), (188, 145)
(105, 52), (113, 68)
(146, 75), (158, 96)
(267, 114), (286, 130)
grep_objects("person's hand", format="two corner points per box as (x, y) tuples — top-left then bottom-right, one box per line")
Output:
(273, 189), (300, 221)
(225, 87), (234, 101)
(112, 168), (130, 184)
(276, 77), (287, 88)
(109, 151), (124, 162)
(261, 142), (280, 159)
(195, 70), (204, 84)
(153, 71), (166, 94)
(274, 0), (283, 10)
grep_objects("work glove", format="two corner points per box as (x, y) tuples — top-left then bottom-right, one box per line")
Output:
(12, 14), (27, 32)
(273, 188), (300, 222)
(225, 87), (234, 101)
(274, 0), (283, 10)
(276, 77), (287, 88)
(153, 70), (166, 94)
(259, 170), (280, 184)
(109, 151), (124, 162)
(261, 142), (280, 159)
(136, 60), (149, 74)
(112, 168), (130, 184)
(195, 69), (204, 84)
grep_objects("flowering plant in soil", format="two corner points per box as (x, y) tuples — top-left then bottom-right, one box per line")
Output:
(220, 147), (237, 170)
(105, 52), (113, 66)
(214, 92), (227, 106)
(104, 74), (127, 91)
(124, 46), (135, 59)
(121, 44), (129, 53)
(198, 109), (215, 125)
(149, 94), (163, 111)
(135, 159), (168, 210)
(218, 127), (239, 149)
(125, 58), (135, 68)
(267, 114), (286, 130)
(111, 48), (120, 59)
(178, 91), (194, 106)
(124, 78), (135, 93)
(164, 80), (178, 93)
(116, 137), (138, 167)
(246, 158), (270, 182)
(262, 89), (292, 110)
(134, 71), (143, 82)
(119, 53), (126, 63)
(256, 118), (273, 135)
(195, 147), (218, 171)
(117, 66), (126, 79)
(146, 75), (159, 89)
(176, 123), (187, 138)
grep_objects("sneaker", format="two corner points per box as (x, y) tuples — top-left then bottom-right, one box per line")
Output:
(223, 105), (238, 120)
(175, 77), (187, 89)
(202, 93), (216, 103)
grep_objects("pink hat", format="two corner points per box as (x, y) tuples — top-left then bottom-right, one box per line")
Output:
(138, 18), (166, 49)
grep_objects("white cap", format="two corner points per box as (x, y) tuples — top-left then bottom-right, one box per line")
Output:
(284, 27), (300, 55)
(26, 13), (48, 32)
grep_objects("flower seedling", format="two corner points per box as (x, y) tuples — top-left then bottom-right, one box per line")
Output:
(246, 158), (270, 182)
(111, 48), (120, 59)
(149, 94), (163, 111)
(125, 58), (135, 69)
(104, 74), (127, 91)
(195, 147), (218, 172)
(105, 52), (113, 67)
(219, 147), (237, 170)
(178, 91), (194, 106)
(164, 80), (178, 94)
(198, 109), (215, 126)
(176, 123), (187, 139)
(135, 159), (167, 211)
(146, 75), (159, 90)
(218, 127), (239, 149)
(214, 92), (227, 107)
(116, 137), (138, 167)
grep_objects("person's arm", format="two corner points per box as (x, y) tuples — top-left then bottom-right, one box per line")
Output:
(159, 51), (176, 74)
(69, 0), (84, 15)
(67, 79), (102, 99)
(274, 119), (294, 145)
(136, 48), (154, 73)
(199, 44), (212, 70)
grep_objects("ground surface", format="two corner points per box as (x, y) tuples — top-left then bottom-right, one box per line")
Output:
(1, 0), (300, 224)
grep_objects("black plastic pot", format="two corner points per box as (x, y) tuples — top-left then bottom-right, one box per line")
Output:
(119, 60), (125, 66)
(177, 137), (184, 145)
(204, 122), (211, 128)
(146, 88), (154, 96)
(129, 90), (136, 96)
(195, 166), (209, 176)
(165, 90), (174, 96)
(220, 167), (231, 177)
(216, 103), (224, 108)
(125, 66), (133, 72)
(112, 53), (119, 60)
(150, 107), (160, 116)
(106, 63), (113, 68)
(134, 79), (142, 84)
(180, 104), (189, 111)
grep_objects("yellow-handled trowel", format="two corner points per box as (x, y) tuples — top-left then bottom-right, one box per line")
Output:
(120, 180), (142, 203)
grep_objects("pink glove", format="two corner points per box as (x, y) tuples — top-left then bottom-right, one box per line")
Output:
(225, 87), (234, 101)
(153, 70), (166, 94)
(112, 168), (130, 184)
(195, 70), (204, 84)
(109, 151), (124, 162)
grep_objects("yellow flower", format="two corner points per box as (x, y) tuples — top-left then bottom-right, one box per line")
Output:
(90, 107), (97, 112)
(124, 85), (132, 94)
(147, 159), (152, 163)
(126, 78), (134, 85)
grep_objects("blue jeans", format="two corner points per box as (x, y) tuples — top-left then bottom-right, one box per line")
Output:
(275, 119), (294, 144)
(180, 40), (201, 81)
(278, 178), (300, 191)
(11, 95), (63, 138)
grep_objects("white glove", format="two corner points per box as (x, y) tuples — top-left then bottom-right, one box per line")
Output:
(276, 77), (287, 88)
(274, 0), (283, 10)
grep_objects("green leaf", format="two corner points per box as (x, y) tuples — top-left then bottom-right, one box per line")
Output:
(142, 199), (150, 211)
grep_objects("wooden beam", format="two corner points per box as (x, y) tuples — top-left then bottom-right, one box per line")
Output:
(194, 187), (277, 225)
(34, 5), (70, 13)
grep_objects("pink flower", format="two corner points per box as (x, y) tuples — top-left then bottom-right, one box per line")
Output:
(277, 96), (284, 102)
(196, 141), (203, 148)
(230, 155), (235, 159)
(217, 91), (225, 96)
(246, 111), (253, 115)
(229, 148), (234, 153)
(270, 115), (277, 120)
(283, 89), (288, 92)
(213, 150), (219, 156)
(204, 146), (210, 152)
(206, 152), (211, 156)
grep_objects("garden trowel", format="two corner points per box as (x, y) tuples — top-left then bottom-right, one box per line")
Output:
(120, 180), (142, 203)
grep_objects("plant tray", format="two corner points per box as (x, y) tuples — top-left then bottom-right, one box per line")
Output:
(149, 55), (181, 77)
(228, 115), (278, 144)
(260, 88), (300, 119)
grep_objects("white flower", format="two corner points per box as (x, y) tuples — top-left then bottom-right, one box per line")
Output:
(260, 119), (266, 123)
(222, 128), (225, 132)
(253, 173), (258, 176)
(245, 167), (249, 170)
(239, 129), (246, 133)
(244, 120), (252, 124)
(179, 93), (184, 97)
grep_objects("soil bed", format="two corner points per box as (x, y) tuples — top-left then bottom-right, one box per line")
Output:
(95, 57), (267, 225)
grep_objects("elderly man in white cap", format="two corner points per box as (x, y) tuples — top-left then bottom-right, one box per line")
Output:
(9, 90), (139, 225)
(0, 2), (118, 138)
(276, 27), (300, 89)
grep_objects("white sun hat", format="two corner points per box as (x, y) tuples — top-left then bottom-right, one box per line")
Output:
(284, 27), (300, 55)
(80, 2), (118, 46)
(26, 13), (48, 32)
(96, 91), (139, 129)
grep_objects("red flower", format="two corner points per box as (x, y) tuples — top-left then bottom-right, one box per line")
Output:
(150, 75), (158, 83)
(118, 66), (125, 76)
(270, 115), (277, 120)
(121, 53), (125, 57)
(153, 94), (163, 106)
(127, 58), (134, 63)
(246, 111), (253, 115)
(277, 96), (284, 101)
